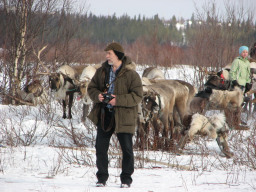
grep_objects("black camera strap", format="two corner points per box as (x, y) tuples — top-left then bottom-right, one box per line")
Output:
(100, 107), (114, 132)
(104, 77), (117, 93)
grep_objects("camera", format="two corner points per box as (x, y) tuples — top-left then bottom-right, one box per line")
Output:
(102, 93), (115, 104)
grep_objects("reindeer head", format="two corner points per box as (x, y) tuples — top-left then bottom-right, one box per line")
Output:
(49, 73), (62, 91)
(141, 91), (160, 122)
(74, 80), (90, 100)
(24, 80), (43, 97)
(205, 75), (221, 87)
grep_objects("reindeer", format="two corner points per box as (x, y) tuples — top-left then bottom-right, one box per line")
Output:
(142, 67), (165, 80)
(31, 45), (79, 118)
(16, 79), (48, 105)
(32, 46), (83, 119)
(136, 67), (165, 149)
(190, 87), (243, 113)
(77, 65), (99, 121)
(14, 46), (50, 106)
(48, 65), (79, 119)
(137, 67), (196, 150)
(176, 113), (233, 158)
(27, 45), (99, 119)
(48, 64), (102, 119)
(140, 79), (190, 150)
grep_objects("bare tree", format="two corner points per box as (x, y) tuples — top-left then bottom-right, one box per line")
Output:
(0, 0), (59, 103)
(51, 0), (89, 68)
(188, 0), (255, 89)
(0, 0), (88, 104)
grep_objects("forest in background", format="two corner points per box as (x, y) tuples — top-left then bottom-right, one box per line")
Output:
(0, 0), (256, 104)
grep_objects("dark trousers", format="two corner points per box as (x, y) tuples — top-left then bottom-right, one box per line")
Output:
(95, 110), (134, 185)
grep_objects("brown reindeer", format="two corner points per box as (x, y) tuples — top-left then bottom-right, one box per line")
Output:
(136, 67), (165, 150)
(16, 79), (48, 105)
(24, 80), (43, 97)
(142, 67), (165, 80)
(140, 79), (190, 150)
(137, 67), (196, 150)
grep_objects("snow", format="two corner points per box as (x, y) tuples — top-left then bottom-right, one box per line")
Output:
(0, 65), (256, 192)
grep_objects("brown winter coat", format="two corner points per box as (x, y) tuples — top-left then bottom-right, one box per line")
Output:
(87, 56), (143, 134)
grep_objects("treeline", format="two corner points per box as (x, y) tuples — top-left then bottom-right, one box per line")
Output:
(76, 13), (183, 44)
(0, 11), (182, 45)
(1, 8), (255, 47)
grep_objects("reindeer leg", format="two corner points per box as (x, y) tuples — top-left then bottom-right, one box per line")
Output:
(254, 103), (256, 112)
(62, 99), (67, 119)
(82, 104), (89, 122)
(248, 95), (252, 116)
(242, 99), (248, 112)
(139, 122), (145, 150)
(176, 132), (189, 152)
(168, 115), (176, 152)
(152, 117), (159, 150)
(68, 93), (74, 119)
(145, 121), (151, 149)
(173, 109), (182, 141)
(253, 93), (256, 112)
(216, 133), (233, 158)
(162, 115), (173, 151)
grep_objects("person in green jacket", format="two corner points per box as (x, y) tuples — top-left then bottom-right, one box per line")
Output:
(87, 42), (143, 188)
(225, 46), (251, 130)
(229, 45), (251, 92)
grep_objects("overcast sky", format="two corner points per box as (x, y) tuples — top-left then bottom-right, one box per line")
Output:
(82, 0), (255, 20)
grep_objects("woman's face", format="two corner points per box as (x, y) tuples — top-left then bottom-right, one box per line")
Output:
(241, 50), (248, 58)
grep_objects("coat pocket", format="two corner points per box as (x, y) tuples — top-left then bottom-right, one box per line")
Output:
(121, 107), (136, 126)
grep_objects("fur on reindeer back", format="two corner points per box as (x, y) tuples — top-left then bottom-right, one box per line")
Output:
(188, 113), (228, 140)
(180, 112), (233, 158)
(208, 86), (244, 109)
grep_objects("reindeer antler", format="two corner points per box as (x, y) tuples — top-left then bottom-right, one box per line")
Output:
(33, 45), (50, 74)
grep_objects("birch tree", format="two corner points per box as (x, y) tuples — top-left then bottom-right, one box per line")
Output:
(0, 0), (87, 104)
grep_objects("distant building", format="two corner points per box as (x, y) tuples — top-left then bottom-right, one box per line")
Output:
(175, 20), (192, 31)
(176, 22), (185, 31)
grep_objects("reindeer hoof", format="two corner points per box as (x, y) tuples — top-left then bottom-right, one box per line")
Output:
(223, 151), (234, 159)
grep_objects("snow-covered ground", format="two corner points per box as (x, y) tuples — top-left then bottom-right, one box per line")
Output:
(0, 65), (256, 192)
